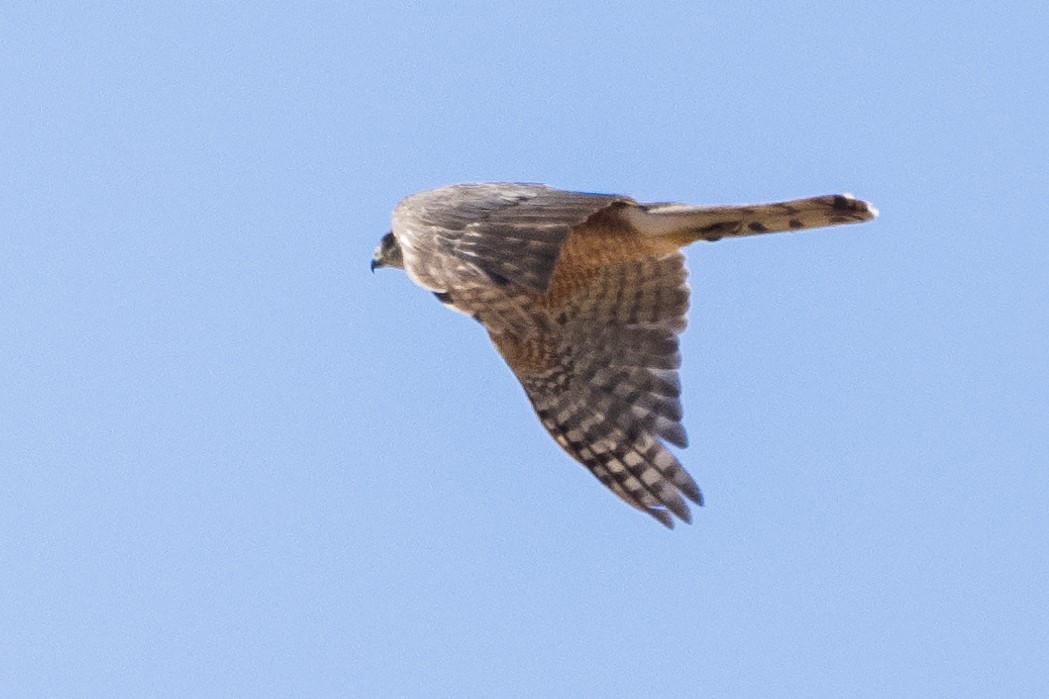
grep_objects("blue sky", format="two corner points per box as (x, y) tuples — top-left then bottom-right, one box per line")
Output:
(3, 2), (1047, 696)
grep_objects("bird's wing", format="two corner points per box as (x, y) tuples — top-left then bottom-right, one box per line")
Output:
(392, 183), (631, 292)
(493, 250), (701, 528)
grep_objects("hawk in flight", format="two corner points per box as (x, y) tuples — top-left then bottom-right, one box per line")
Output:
(372, 183), (877, 527)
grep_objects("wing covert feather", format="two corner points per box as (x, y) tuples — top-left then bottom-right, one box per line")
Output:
(393, 183), (631, 292)
(505, 251), (702, 526)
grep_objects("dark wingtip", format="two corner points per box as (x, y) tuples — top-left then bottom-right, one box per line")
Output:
(650, 507), (675, 529)
(681, 481), (703, 506)
(662, 424), (688, 448)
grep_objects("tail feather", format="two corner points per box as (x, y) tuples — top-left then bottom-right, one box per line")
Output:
(624, 194), (878, 244)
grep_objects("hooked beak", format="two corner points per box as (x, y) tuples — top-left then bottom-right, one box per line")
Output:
(370, 247), (385, 272)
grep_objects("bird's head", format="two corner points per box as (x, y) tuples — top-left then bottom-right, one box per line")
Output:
(371, 231), (404, 272)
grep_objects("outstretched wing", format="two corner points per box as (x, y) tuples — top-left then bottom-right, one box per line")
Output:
(392, 183), (631, 292)
(498, 250), (702, 527)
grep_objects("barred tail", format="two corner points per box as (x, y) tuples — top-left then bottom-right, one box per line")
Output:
(624, 194), (878, 244)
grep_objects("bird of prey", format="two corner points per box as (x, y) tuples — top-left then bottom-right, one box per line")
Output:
(372, 183), (877, 527)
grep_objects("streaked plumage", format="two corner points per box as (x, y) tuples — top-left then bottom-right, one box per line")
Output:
(373, 183), (877, 527)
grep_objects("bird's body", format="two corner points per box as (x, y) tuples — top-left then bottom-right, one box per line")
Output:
(373, 183), (877, 527)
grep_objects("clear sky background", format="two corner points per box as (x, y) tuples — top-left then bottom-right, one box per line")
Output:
(3, 2), (1047, 697)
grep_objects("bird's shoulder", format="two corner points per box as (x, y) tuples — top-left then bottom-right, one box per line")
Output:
(392, 182), (635, 230)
